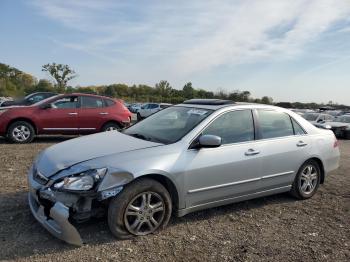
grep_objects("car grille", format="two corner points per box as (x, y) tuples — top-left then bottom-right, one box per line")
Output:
(33, 166), (49, 185)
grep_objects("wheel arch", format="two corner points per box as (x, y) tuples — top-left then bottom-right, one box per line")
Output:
(135, 174), (180, 211)
(6, 118), (38, 135)
(101, 120), (123, 131)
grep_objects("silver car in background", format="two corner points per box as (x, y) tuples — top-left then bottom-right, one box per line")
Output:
(28, 99), (340, 245)
(137, 102), (172, 120)
(302, 112), (334, 126)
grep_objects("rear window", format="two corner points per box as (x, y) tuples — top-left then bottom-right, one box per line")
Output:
(257, 110), (294, 139)
(81, 96), (104, 108)
(105, 99), (115, 107)
(291, 118), (306, 135)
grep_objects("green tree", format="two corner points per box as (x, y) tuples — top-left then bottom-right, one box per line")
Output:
(155, 80), (172, 98)
(183, 82), (194, 99)
(42, 63), (77, 92)
(25, 79), (54, 94)
(261, 96), (273, 104)
(104, 85), (117, 97)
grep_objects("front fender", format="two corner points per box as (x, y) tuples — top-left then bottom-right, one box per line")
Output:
(97, 168), (134, 192)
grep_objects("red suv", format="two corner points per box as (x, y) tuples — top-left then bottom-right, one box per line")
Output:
(0, 93), (132, 143)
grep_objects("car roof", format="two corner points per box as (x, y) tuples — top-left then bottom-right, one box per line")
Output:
(177, 99), (256, 110)
(183, 99), (235, 106)
(63, 93), (116, 100)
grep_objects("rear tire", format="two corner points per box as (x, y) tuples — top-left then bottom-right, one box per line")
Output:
(102, 122), (121, 132)
(108, 178), (172, 239)
(7, 121), (35, 144)
(290, 160), (321, 199)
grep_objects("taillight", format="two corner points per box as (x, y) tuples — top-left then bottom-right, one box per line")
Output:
(334, 139), (339, 148)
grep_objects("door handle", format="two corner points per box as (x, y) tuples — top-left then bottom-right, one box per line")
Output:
(245, 149), (260, 156)
(296, 141), (307, 147)
(100, 112), (109, 115)
(68, 112), (78, 115)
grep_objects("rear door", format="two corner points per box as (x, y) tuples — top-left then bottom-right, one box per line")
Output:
(255, 109), (310, 191)
(78, 95), (108, 133)
(37, 95), (79, 134)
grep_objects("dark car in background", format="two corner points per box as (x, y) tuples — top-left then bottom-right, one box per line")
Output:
(0, 92), (57, 107)
(0, 93), (132, 143)
(319, 115), (350, 139)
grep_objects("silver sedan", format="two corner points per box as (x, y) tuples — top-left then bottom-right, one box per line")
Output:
(27, 99), (340, 245)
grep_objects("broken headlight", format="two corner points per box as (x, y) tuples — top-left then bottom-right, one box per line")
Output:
(53, 168), (107, 191)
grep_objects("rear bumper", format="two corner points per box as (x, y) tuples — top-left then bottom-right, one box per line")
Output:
(28, 193), (83, 246)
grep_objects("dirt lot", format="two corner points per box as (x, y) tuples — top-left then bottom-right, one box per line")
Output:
(0, 137), (349, 262)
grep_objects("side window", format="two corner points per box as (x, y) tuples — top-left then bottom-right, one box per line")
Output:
(81, 96), (104, 109)
(291, 118), (306, 135)
(149, 104), (159, 109)
(104, 99), (115, 107)
(51, 96), (78, 109)
(160, 104), (170, 109)
(28, 94), (45, 104)
(326, 115), (333, 121)
(257, 110), (294, 139)
(202, 110), (254, 144)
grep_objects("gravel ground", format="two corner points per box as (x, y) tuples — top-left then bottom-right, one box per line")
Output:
(0, 137), (349, 262)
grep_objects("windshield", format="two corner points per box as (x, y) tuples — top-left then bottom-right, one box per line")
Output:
(124, 106), (213, 144)
(339, 116), (350, 123)
(303, 113), (319, 121)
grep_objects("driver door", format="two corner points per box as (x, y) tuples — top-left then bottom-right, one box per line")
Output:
(183, 109), (262, 208)
(37, 95), (79, 134)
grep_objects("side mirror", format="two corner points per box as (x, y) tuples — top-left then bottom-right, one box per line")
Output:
(317, 119), (324, 123)
(198, 135), (222, 148)
(40, 103), (51, 109)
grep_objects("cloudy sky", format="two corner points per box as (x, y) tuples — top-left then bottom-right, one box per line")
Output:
(1, 0), (350, 104)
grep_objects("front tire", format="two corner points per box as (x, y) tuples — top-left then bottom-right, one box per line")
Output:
(108, 178), (172, 239)
(137, 113), (142, 121)
(7, 121), (35, 144)
(290, 160), (321, 199)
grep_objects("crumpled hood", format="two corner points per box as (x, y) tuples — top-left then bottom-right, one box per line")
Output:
(36, 131), (162, 177)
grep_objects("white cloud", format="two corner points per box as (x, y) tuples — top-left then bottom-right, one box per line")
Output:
(31, 0), (350, 75)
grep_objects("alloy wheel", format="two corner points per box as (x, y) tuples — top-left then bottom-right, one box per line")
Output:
(124, 191), (165, 235)
(299, 165), (318, 195)
(12, 125), (31, 142)
(105, 126), (119, 131)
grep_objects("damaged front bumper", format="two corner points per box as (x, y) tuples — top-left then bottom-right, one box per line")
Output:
(27, 167), (83, 246)
(28, 193), (83, 246)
